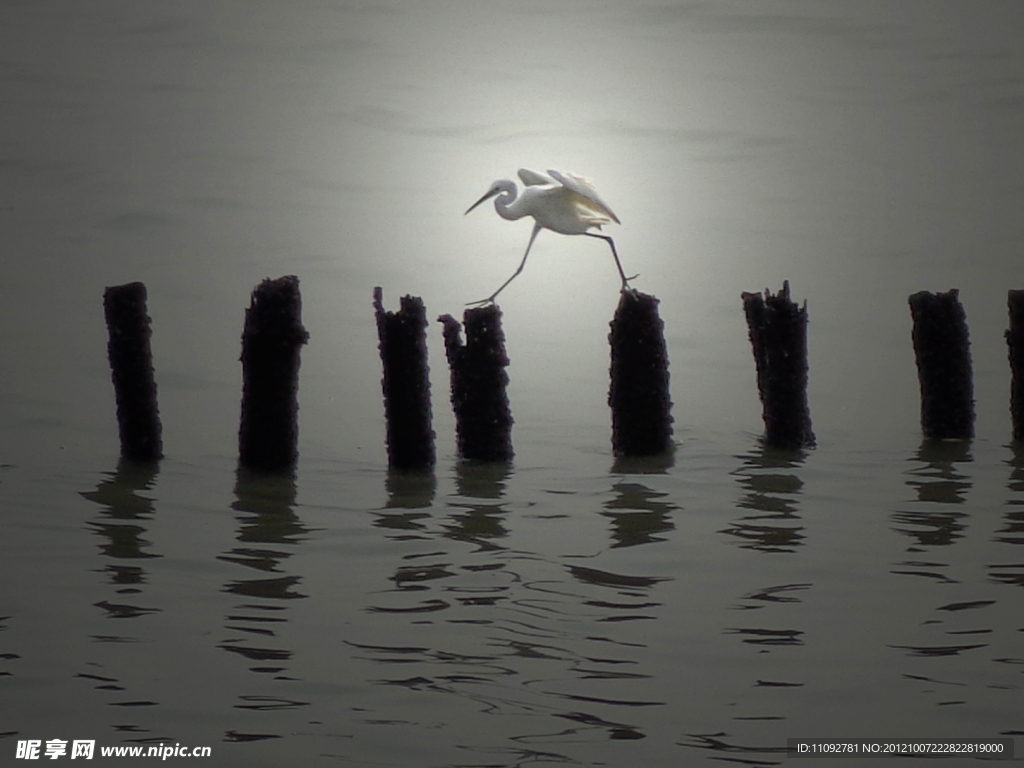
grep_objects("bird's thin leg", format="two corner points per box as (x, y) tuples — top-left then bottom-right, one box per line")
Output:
(467, 223), (542, 306)
(585, 233), (638, 291)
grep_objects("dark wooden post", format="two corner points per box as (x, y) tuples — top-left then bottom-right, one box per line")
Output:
(374, 287), (435, 471)
(608, 290), (673, 457)
(437, 305), (513, 462)
(1008, 289), (1024, 442)
(103, 281), (162, 462)
(238, 275), (309, 473)
(909, 289), (974, 440)
(741, 281), (815, 449)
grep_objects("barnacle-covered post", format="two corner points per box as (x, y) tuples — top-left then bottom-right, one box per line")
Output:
(909, 289), (974, 440)
(608, 290), (673, 456)
(239, 275), (309, 473)
(437, 305), (513, 462)
(1007, 289), (1024, 442)
(103, 281), (163, 462)
(742, 281), (815, 449)
(374, 287), (435, 470)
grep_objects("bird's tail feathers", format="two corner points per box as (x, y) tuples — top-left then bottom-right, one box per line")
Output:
(579, 213), (610, 229)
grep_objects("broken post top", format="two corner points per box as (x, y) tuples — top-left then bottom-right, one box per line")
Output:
(908, 288), (965, 317)
(741, 281), (814, 450)
(438, 304), (509, 368)
(104, 280), (148, 308)
(104, 282), (155, 347)
(245, 275), (310, 347)
(742, 280), (807, 316)
(610, 289), (661, 324)
(373, 287), (435, 471)
(374, 286), (428, 331)
(437, 304), (513, 463)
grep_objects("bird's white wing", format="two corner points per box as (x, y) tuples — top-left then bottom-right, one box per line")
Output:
(547, 169), (620, 224)
(518, 168), (555, 187)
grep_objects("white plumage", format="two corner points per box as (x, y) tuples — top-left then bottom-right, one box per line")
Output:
(464, 168), (634, 304)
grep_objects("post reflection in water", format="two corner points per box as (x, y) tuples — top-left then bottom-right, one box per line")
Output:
(611, 448), (675, 477)
(990, 443), (1024, 587)
(454, 459), (511, 501)
(373, 461), (511, 613)
(80, 460), (162, 623)
(999, 442), (1024, 544)
(380, 469), (436, 533)
(357, 458), (671, 751)
(885, 441), (1024, 693)
(606, 452), (677, 548)
(906, 440), (974, 505)
(218, 470), (307, 686)
(446, 461), (511, 550)
(893, 440), (973, 560)
(726, 441), (807, 553)
(603, 481), (676, 549)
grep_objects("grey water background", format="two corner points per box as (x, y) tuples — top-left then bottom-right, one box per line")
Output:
(1, 1), (1023, 765)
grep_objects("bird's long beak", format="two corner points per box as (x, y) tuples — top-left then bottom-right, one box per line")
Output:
(464, 188), (499, 215)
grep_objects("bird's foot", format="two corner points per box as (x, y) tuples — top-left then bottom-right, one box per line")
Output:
(465, 296), (497, 308)
(620, 273), (640, 295)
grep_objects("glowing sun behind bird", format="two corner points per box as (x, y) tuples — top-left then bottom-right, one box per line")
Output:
(464, 169), (637, 305)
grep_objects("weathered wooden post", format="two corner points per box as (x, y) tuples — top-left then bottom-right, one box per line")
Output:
(103, 281), (162, 462)
(374, 287), (435, 471)
(741, 281), (815, 449)
(909, 289), (974, 440)
(608, 290), (673, 457)
(437, 305), (514, 462)
(1008, 289), (1024, 442)
(238, 275), (309, 473)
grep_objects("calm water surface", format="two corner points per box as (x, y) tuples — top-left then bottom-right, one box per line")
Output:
(2, 2), (1023, 765)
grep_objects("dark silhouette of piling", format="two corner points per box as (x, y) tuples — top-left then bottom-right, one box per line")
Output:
(1008, 290), (1024, 442)
(742, 281), (815, 449)
(374, 287), (435, 470)
(909, 289), (974, 440)
(103, 282), (162, 462)
(437, 305), (513, 462)
(239, 275), (309, 473)
(608, 291), (673, 457)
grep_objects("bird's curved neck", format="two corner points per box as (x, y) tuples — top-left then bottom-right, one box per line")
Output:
(494, 183), (527, 221)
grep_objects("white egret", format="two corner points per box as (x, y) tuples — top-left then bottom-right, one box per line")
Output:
(464, 169), (636, 305)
